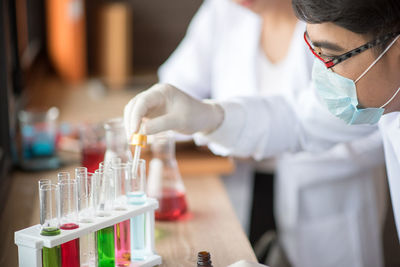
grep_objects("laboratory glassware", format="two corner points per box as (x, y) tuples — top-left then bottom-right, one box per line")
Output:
(59, 179), (80, 267)
(148, 131), (188, 220)
(94, 168), (113, 216)
(94, 167), (116, 267)
(80, 123), (106, 173)
(76, 167), (97, 267)
(18, 107), (60, 170)
(104, 117), (132, 164)
(112, 162), (131, 266)
(129, 159), (147, 260)
(39, 182), (61, 267)
(58, 171), (72, 183)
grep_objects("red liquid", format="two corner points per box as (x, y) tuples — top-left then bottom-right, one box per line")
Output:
(60, 223), (80, 267)
(82, 145), (105, 173)
(155, 189), (188, 221)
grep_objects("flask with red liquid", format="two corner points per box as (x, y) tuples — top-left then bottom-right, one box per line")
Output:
(148, 131), (188, 220)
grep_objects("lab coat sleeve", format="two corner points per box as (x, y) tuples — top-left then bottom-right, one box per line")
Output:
(194, 85), (381, 160)
(158, 0), (216, 99)
(194, 94), (302, 159)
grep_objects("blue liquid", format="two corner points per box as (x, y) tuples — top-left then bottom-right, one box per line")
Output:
(128, 192), (147, 260)
(127, 192), (146, 205)
(130, 214), (146, 260)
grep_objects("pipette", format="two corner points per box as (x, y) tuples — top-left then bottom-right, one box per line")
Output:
(130, 133), (147, 175)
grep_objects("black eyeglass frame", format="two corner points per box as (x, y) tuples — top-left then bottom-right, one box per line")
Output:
(304, 31), (400, 68)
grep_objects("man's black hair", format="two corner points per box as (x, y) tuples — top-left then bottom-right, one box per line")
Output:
(292, 0), (400, 38)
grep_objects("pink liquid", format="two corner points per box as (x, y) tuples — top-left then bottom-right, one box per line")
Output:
(82, 145), (105, 173)
(156, 189), (188, 221)
(115, 220), (131, 266)
(60, 223), (80, 267)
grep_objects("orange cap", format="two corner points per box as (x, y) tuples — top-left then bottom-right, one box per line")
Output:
(130, 133), (147, 147)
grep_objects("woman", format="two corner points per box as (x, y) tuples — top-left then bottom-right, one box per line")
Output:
(124, 0), (388, 266)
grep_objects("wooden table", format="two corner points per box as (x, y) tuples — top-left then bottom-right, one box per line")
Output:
(155, 175), (256, 266)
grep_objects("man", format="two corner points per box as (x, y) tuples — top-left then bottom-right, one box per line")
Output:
(124, 0), (400, 264)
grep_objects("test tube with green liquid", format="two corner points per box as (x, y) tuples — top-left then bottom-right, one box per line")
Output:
(39, 181), (61, 267)
(94, 166), (115, 266)
(97, 226), (115, 267)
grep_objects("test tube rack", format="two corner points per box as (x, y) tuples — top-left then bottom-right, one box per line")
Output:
(14, 198), (162, 267)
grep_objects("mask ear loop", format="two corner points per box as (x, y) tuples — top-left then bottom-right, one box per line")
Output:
(380, 87), (400, 108)
(355, 35), (400, 83)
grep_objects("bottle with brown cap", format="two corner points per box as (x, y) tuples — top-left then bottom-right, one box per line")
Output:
(197, 251), (213, 267)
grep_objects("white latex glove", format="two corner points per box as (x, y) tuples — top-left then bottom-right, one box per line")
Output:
(227, 260), (268, 267)
(123, 83), (224, 137)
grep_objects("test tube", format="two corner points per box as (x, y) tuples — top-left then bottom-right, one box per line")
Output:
(39, 182), (61, 267)
(112, 162), (130, 210)
(59, 179), (80, 267)
(93, 168), (116, 266)
(130, 159), (148, 260)
(130, 133), (147, 181)
(39, 183), (60, 235)
(94, 169), (113, 217)
(112, 162), (131, 266)
(76, 168), (95, 223)
(127, 159), (147, 205)
(38, 179), (51, 226)
(75, 167), (97, 267)
(58, 171), (71, 183)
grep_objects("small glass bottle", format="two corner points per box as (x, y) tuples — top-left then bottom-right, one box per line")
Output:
(197, 251), (213, 267)
(148, 131), (188, 220)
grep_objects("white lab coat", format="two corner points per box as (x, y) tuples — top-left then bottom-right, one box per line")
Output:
(158, 0), (386, 266)
(379, 113), (400, 241)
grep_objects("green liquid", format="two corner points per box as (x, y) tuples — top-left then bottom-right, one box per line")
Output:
(40, 227), (61, 236)
(41, 227), (61, 267)
(42, 246), (61, 267)
(97, 226), (115, 267)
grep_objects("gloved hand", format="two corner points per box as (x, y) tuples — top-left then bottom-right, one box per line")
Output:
(123, 83), (224, 137)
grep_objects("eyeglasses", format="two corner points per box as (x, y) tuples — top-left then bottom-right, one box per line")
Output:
(304, 31), (399, 68)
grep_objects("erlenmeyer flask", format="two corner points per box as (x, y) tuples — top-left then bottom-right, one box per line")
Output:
(148, 131), (188, 220)
(104, 118), (132, 165)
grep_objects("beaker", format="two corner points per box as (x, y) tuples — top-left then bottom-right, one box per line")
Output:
(18, 107), (60, 170)
(148, 131), (188, 220)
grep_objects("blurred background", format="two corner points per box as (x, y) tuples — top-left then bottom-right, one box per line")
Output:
(0, 0), (203, 199)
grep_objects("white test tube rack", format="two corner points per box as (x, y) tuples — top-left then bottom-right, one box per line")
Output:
(14, 198), (162, 267)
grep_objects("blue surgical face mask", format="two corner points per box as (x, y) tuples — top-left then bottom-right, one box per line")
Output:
(312, 35), (400, 125)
